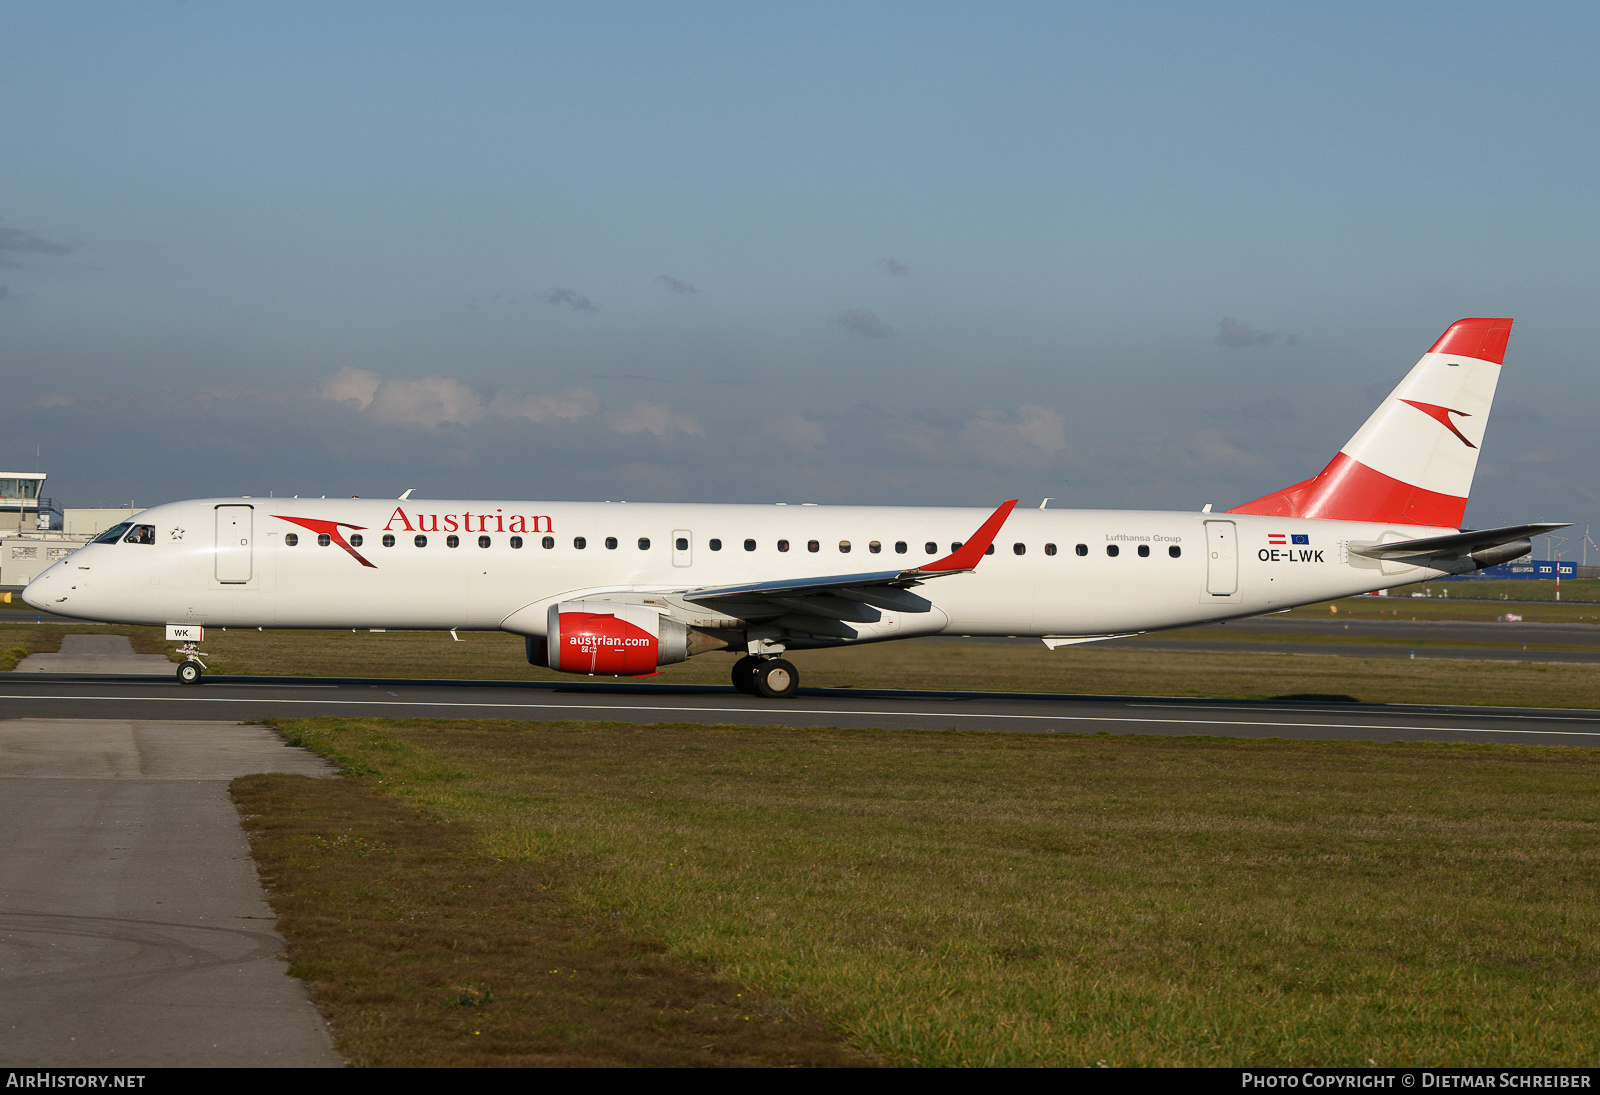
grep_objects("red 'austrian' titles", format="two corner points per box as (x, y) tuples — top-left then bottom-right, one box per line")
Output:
(382, 507), (554, 534)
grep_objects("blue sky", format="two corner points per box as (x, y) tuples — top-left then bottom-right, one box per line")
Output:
(3, 1), (1597, 536)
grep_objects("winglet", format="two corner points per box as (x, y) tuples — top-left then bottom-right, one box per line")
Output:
(912, 499), (1019, 575)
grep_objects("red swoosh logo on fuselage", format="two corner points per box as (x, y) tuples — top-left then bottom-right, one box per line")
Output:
(272, 516), (377, 567)
(1399, 399), (1477, 449)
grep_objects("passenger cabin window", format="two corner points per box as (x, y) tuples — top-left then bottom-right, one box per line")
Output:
(93, 522), (134, 544)
(415, 535), (428, 547)
(124, 525), (156, 545)
(985, 544), (994, 555)
(479, 535), (491, 548)
(382, 534), (396, 547)
(675, 537), (688, 551)
(1169, 545), (1181, 558)
(446, 535), (459, 548)
(605, 537), (618, 549)
(744, 539), (757, 551)
(709, 539), (722, 551)
(807, 540), (819, 553)
(1044, 543), (1056, 556)
(542, 536), (554, 549)
(1107, 544), (1119, 557)
(638, 538), (650, 550)
(284, 533), (299, 547)
(1013, 543), (1025, 555)
(839, 541), (851, 553)
(777, 540), (790, 552)
(895, 542), (907, 554)
(951, 542), (962, 553)
(869, 541), (881, 553)
(925, 542), (937, 554)
(1075, 544), (1088, 556)
(510, 536), (523, 549)
(350, 534), (363, 547)
(318, 533), (332, 547)
(574, 537), (587, 549)
(1138, 544), (1150, 557)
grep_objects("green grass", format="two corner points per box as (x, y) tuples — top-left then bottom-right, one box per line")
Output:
(258, 717), (1600, 1067)
(122, 626), (1600, 708)
(1286, 596), (1600, 623)
(1392, 578), (1600, 604)
(4, 618), (1598, 709)
(0, 624), (173, 666)
(232, 768), (867, 1067)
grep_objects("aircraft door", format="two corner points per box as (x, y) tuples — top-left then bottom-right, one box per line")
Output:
(215, 505), (253, 584)
(672, 529), (692, 567)
(1203, 520), (1238, 598)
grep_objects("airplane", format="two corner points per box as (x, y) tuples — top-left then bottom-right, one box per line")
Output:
(23, 317), (1564, 695)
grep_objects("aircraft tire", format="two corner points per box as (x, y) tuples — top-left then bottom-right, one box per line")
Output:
(752, 658), (799, 699)
(177, 660), (203, 685)
(731, 655), (762, 695)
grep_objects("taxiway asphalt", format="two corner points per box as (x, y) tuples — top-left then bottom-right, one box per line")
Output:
(0, 719), (342, 1067)
(4, 673), (1600, 747)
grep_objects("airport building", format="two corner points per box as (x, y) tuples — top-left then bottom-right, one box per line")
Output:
(0, 473), (143, 589)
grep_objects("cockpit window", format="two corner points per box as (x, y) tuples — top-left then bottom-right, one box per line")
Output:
(123, 525), (156, 545)
(93, 522), (134, 545)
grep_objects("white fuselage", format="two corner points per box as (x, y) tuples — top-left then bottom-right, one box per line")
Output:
(25, 497), (1446, 643)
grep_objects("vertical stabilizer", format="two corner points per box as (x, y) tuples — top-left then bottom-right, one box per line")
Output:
(1228, 318), (1510, 528)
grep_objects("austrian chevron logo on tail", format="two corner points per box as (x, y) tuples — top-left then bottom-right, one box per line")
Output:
(1399, 399), (1477, 448)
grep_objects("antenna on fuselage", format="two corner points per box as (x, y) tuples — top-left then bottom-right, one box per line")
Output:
(399, 488), (415, 500)
(1039, 498), (1052, 509)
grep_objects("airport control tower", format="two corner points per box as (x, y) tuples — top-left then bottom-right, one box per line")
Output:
(0, 473), (58, 533)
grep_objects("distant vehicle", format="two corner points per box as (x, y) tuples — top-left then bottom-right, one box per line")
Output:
(25, 318), (1563, 696)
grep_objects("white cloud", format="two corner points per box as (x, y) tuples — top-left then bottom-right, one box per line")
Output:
(316, 367), (383, 410)
(959, 404), (1068, 467)
(366, 375), (486, 429)
(487, 388), (602, 423)
(765, 415), (828, 452)
(606, 401), (704, 437)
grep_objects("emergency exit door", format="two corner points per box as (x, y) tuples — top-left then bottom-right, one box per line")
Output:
(215, 505), (253, 583)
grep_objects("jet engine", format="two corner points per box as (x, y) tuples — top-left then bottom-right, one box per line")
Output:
(535, 601), (690, 676)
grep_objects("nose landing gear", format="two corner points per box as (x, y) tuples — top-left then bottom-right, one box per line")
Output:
(174, 642), (207, 685)
(731, 654), (800, 698)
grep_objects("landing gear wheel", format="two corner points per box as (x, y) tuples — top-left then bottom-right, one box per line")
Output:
(731, 655), (762, 696)
(751, 658), (799, 699)
(177, 660), (203, 685)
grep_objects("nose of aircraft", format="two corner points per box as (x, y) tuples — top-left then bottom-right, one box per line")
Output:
(22, 570), (53, 610)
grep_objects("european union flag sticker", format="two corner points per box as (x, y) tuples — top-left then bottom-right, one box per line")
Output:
(1291, 534), (1310, 545)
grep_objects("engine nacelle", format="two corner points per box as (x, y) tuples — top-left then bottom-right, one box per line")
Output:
(541, 601), (689, 676)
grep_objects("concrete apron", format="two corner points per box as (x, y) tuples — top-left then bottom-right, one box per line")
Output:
(0, 719), (343, 1067)
(14, 634), (175, 676)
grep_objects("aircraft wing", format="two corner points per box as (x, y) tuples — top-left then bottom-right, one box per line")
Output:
(676, 499), (1018, 625)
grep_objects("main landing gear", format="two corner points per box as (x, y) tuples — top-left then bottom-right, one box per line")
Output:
(731, 654), (800, 699)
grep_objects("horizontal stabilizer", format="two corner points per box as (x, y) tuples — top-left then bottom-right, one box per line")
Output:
(1349, 522), (1568, 559)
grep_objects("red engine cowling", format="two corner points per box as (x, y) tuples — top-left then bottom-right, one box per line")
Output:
(542, 601), (689, 676)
